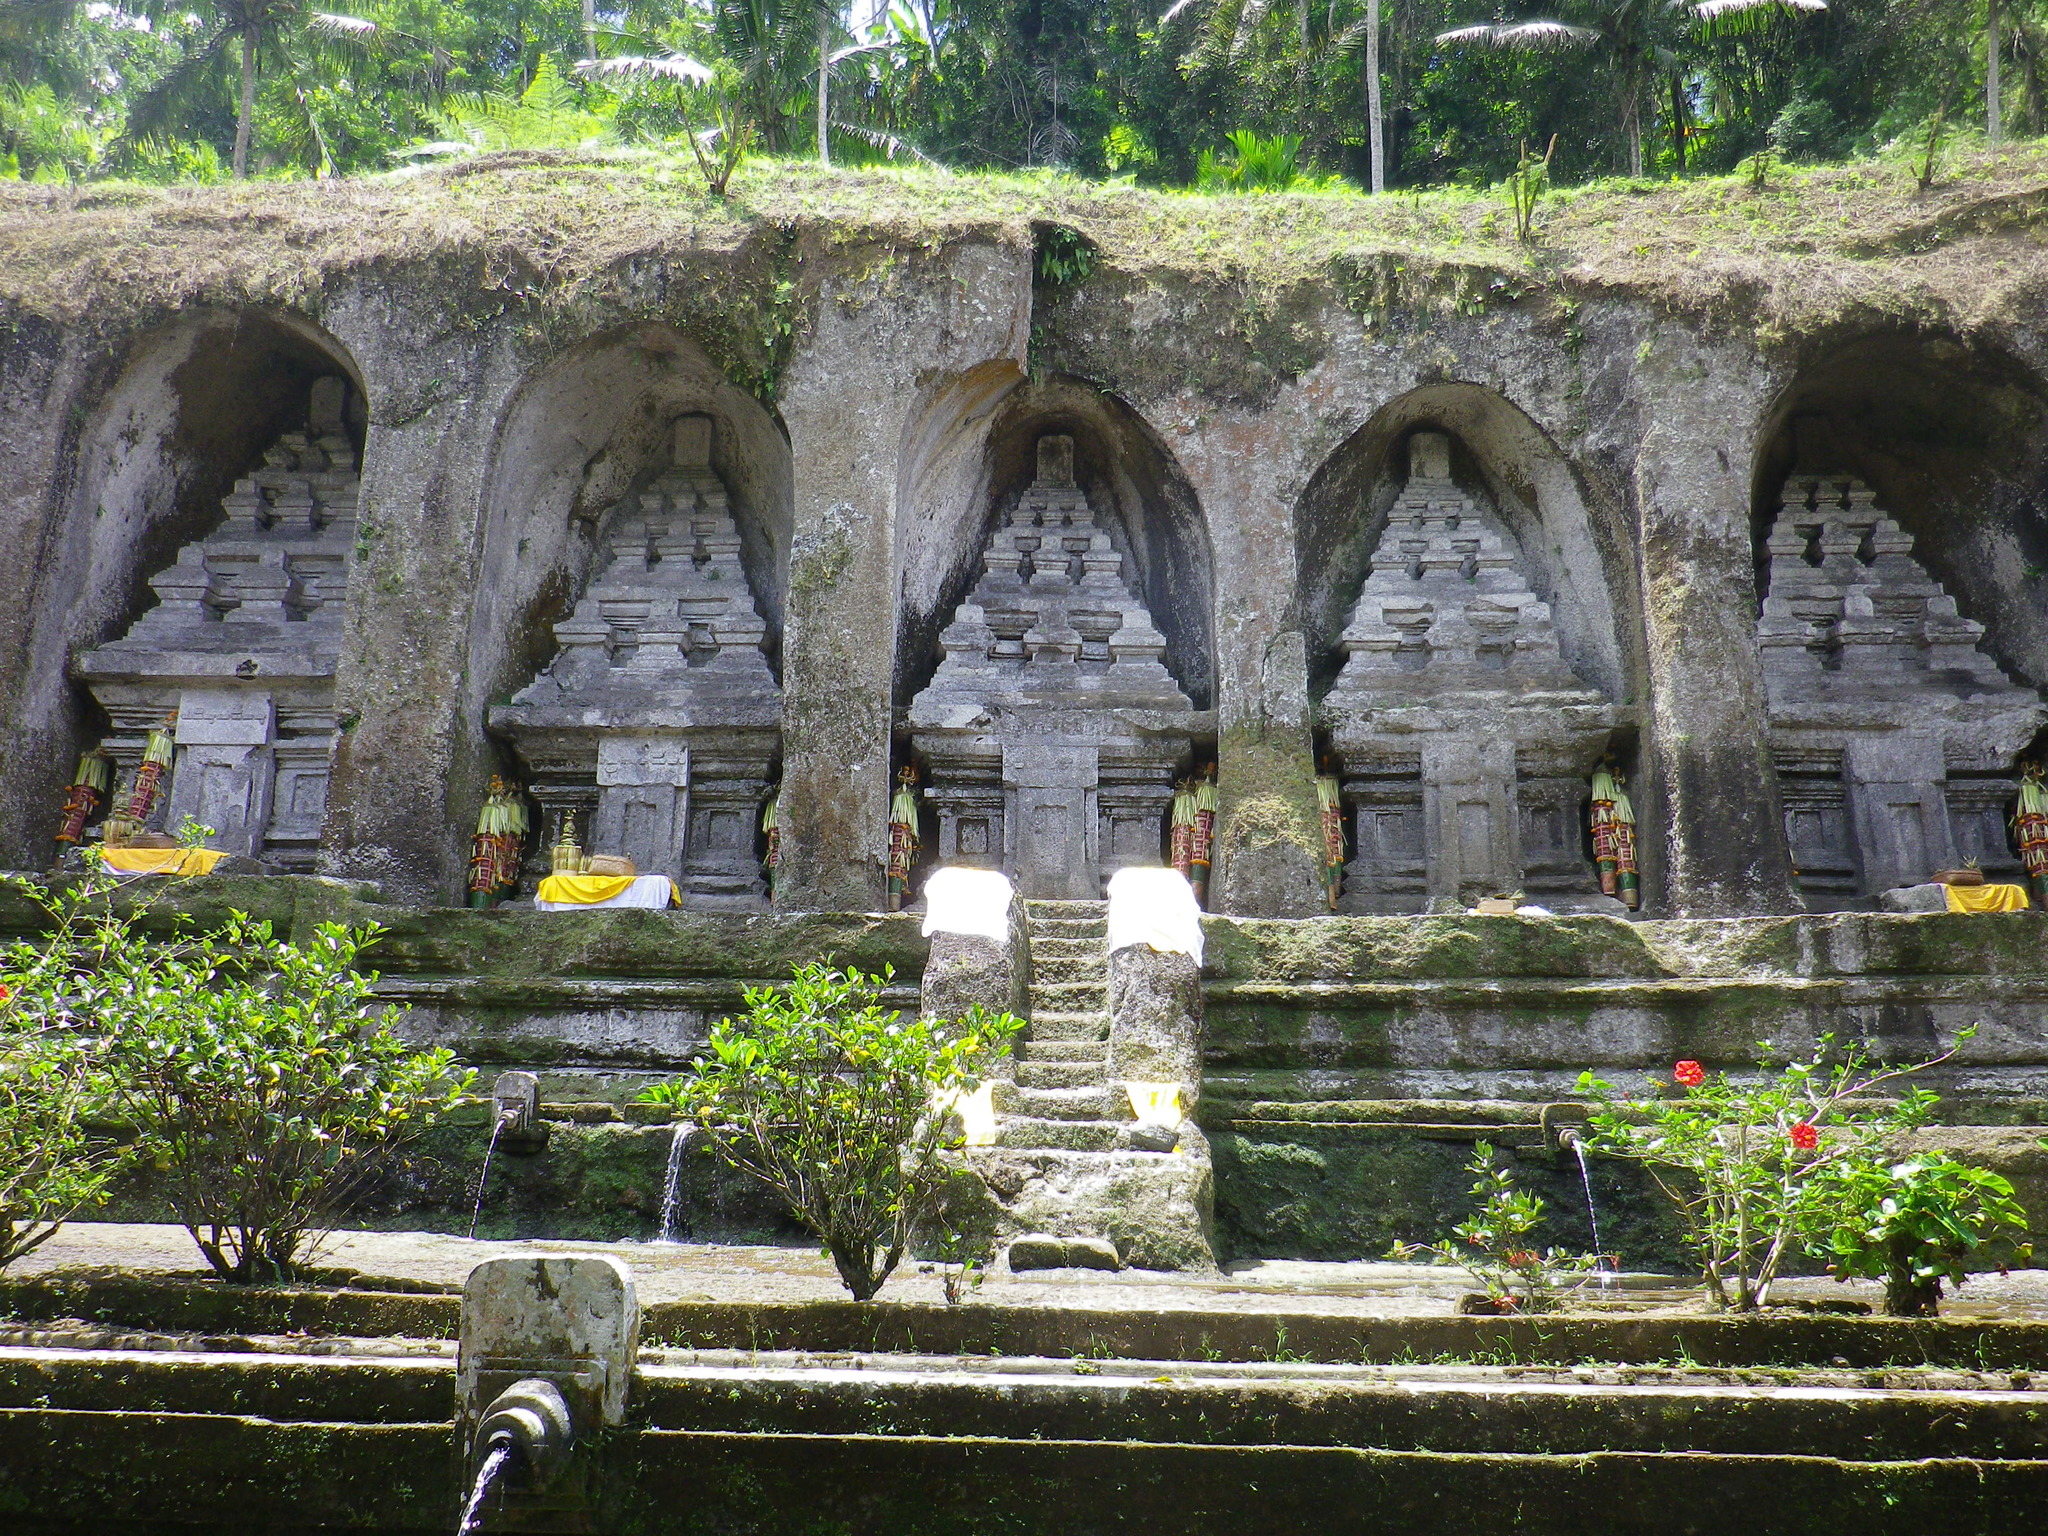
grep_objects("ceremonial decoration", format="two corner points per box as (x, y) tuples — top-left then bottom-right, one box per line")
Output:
(762, 795), (781, 899)
(550, 810), (586, 876)
(467, 776), (529, 909)
(54, 750), (112, 846)
(1590, 764), (1640, 910)
(104, 718), (176, 847)
(1190, 765), (1217, 907)
(2014, 762), (2048, 906)
(887, 766), (920, 912)
(1169, 780), (1197, 882)
(1315, 770), (1346, 911)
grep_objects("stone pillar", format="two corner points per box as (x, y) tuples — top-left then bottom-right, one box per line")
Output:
(167, 688), (277, 857)
(1631, 334), (1800, 915)
(1106, 945), (1204, 1106)
(1845, 732), (1957, 892)
(917, 869), (1027, 1029)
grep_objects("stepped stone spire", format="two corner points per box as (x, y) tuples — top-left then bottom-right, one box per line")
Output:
(1758, 472), (2045, 900)
(1321, 432), (1620, 911)
(75, 376), (362, 867)
(491, 416), (780, 907)
(909, 435), (1202, 901)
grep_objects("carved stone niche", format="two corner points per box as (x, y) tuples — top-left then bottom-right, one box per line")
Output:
(1320, 432), (1622, 912)
(490, 417), (780, 909)
(73, 377), (361, 869)
(907, 434), (1205, 901)
(1757, 472), (2046, 903)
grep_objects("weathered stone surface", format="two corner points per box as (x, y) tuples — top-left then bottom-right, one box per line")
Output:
(920, 931), (1024, 1027)
(1107, 944), (1204, 1097)
(458, 1255), (638, 1428)
(1003, 1233), (1122, 1271)
(1880, 882), (1952, 914)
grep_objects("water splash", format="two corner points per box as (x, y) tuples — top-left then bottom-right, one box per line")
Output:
(1567, 1134), (1616, 1286)
(655, 1122), (694, 1244)
(468, 1114), (508, 1241)
(456, 1439), (515, 1536)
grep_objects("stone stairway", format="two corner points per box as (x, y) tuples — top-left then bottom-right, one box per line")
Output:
(974, 900), (1215, 1269)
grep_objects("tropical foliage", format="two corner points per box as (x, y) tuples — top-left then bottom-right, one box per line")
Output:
(638, 962), (1022, 1300)
(0, 0), (2022, 189)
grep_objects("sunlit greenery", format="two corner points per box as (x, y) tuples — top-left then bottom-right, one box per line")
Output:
(0, 0), (2023, 190)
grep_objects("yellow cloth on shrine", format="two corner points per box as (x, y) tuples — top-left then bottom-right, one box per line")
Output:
(535, 873), (641, 905)
(1126, 1082), (1183, 1127)
(1945, 882), (2031, 914)
(100, 847), (225, 877)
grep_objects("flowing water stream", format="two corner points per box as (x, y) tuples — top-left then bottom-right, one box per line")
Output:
(456, 1440), (515, 1536)
(1567, 1135), (1616, 1284)
(468, 1115), (509, 1241)
(655, 1123), (694, 1244)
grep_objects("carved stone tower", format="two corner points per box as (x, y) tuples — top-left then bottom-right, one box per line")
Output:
(1321, 432), (1620, 911)
(1758, 472), (2044, 902)
(490, 417), (780, 908)
(75, 377), (361, 868)
(908, 435), (1201, 900)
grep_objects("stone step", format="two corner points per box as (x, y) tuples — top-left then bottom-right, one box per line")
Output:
(1025, 1014), (1109, 1043)
(1030, 981), (1107, 1007)
(990, 1117), (1133, 1151)
(993, 1082), (1122, 1121)
(1025, 900), (1108, 921)
(1029, 935), (1103, 960)
(1028, 954), (1103, 983)
(1019, 1039), (1106, 1064)
(1014, 1060), (1104, 1090)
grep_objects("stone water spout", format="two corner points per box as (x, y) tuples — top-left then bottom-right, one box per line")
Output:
(456, 1255), (639, 1531)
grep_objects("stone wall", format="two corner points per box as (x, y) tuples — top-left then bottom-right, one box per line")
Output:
(5, 171), (2046, 918)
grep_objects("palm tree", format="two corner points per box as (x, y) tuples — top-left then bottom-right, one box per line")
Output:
(1437, 0), (1823, 177)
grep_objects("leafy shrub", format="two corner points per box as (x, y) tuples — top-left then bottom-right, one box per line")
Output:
(1197, 129), (1305, 193)
(638, 963), (1022, 1300)
(1581, 1034), (1965, 1310)
(71, 908), (472, 1283)
(1813, 1153), (2030, 1316)
(1390, 1140), (1600, 1312)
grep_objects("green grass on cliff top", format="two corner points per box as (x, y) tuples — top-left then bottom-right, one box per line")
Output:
(3, 137), (2048, 328)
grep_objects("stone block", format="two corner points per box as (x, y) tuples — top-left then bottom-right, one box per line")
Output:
(458, 1255), (638, 1430)
(1005, 1233), (1121, 1271)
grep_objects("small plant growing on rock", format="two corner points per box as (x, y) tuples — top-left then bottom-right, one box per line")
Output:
(640, 963), (1021, 1300)
(1812, 1152), (2029, 1316)
(1391, 1141), (1599, 1312)
(1580, 1034), (1967, 1311)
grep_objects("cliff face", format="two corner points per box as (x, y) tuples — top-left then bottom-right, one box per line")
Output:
(2, 152), (2045, 912)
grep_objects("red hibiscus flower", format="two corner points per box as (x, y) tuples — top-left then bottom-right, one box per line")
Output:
(1789, 1122), (1819, 1151)
(0, 984), (11, 1003)
(1673, 1060), (1706, 1088)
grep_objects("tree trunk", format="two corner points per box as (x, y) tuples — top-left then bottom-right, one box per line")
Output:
(233, 28), (256, 178)
(1989, 0), (2004, 147)
(1669, 72), (1686, 172)
(817, 7), (832, 165)
(1366, 0), (1384, 193)
(581, 0), (596, 59)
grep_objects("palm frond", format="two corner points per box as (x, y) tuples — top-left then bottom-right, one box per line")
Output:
(832, 115), (944, 166)
(113, 24), (235, 152)
(1437, 19), (1601, 48)
(1691, 0), (1824, 17)
(576, 52), (715, 84)
(1158, 0), (1204, 22)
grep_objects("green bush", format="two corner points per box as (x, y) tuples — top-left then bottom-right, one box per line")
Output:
(1813, 1153), (2030, 1316)
(94, 915), (472, 1282)
(1581, 1034), (1965, 1310)
(640, 962), (1022, 1300)
(2, 867), (471, 1283)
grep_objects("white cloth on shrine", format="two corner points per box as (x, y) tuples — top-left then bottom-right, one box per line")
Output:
(536, 875), (676, 911)
(921, 866), (1016, 944)
(1105, 866), (1204, 965)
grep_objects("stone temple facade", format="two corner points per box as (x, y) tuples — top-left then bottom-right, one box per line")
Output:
(907, 436), (1204, 901)
(1321, 433), (1623, 912)
(490, 417), (780, 909)
(74, 377), (362, 869)
(1758, 472), (2045, 905)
